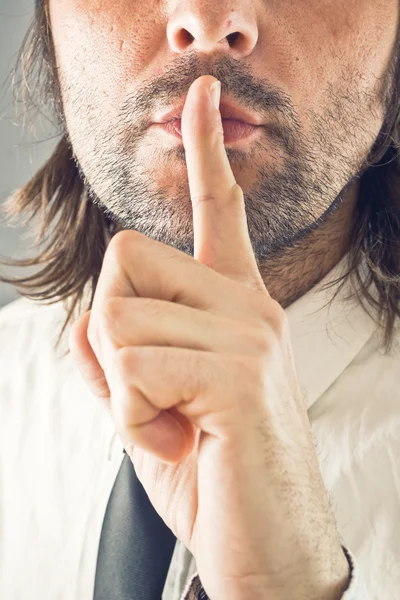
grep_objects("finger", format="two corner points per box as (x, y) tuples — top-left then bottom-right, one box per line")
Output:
(181, 75), (266, 292)
(109, 345), (259, 462)
(92, 230), (255, 321)
(89, 230), (263, 369)
(69, 311), (111, 412)
(102, 296), (265, 357)
(68, 311), (195, 460)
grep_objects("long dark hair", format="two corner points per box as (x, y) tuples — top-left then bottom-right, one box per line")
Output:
(1, 2), (400, 355)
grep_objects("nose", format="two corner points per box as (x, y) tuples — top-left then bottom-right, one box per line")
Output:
(165, 0), (259, 58)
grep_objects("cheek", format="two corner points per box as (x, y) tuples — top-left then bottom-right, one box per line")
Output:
(50, 0), (163, 102)
(325, 1), (398, 90)
(268, 1), (398, 129)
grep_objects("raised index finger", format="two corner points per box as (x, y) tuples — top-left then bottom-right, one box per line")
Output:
(181, 75), (265, 291)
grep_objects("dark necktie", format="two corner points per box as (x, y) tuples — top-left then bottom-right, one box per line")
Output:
(93, 448), (178, 600)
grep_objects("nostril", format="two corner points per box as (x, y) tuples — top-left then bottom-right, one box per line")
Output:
(181, 29), (195, 45)
(227, 31), (240, 46)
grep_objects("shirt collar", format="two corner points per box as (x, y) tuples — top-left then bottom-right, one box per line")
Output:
(285, 252), (378, 411)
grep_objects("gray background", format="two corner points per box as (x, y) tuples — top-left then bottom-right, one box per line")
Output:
(0, 0), (57, 308)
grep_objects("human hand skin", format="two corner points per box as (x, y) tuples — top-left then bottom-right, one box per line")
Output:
(69, 74), (350, 600)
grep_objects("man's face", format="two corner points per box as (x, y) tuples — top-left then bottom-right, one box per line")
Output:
(49, 0), (398, 260)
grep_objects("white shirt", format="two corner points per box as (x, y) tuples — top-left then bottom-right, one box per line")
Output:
(0, 251), (399, 600)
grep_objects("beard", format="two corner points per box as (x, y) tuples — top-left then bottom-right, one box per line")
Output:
(60, 52), (385, 265)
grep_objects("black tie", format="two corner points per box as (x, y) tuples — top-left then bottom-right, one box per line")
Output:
(93, 448), (178, 600)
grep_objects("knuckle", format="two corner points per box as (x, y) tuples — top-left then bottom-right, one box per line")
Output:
(106, 229), (136, 262)
(254, 297), (289, 341)
(191, 184), (243, 210)
(190, 194), (218, 208)
(114, 346), (138, 378)
(138, 297), (164, 319)
(110, 229), (133, 248)
(90, 374), (111, 399)
(268, 301), (290, 340)
(103, 296), (124, 324)
(106, 230), (125, 258)
(249, 326), (273, 356)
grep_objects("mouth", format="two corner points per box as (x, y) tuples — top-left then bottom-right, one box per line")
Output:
(151, 118), (263, 144)
(154, 99), (263, 126)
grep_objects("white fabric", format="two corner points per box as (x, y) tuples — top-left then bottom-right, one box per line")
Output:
(0, 251), (399, 599)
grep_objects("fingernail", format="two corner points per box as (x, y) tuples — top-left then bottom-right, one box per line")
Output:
(209, 81), (221, 111)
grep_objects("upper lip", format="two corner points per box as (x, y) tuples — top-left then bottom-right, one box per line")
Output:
(152, 97), (263, 126)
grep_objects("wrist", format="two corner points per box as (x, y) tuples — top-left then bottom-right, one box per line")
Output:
(238, 544), (351, 600)
(279, 543), (352, 600)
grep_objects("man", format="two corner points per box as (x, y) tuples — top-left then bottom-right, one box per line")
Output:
(0, 0), (399, 598)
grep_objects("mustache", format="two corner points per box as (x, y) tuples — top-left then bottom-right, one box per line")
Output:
(119, 51), (301, 143)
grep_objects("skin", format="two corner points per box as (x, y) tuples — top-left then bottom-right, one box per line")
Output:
(70, 77), (353, 598)
(59, 1), (398, 597)
(49, 0), (398, 307)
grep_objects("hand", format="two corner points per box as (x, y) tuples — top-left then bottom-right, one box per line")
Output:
(69, 75), (350, 600)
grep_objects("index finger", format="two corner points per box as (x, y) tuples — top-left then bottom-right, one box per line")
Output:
(181, 75), (265, 291)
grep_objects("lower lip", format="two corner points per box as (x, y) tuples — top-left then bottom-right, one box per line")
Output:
(152, 119), (262, 144)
